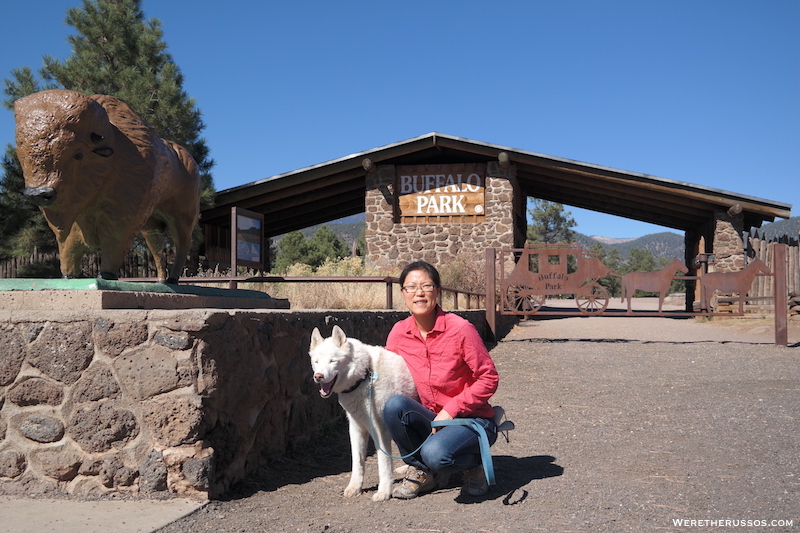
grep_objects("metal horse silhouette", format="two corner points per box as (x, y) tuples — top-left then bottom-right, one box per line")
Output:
(618, 258), (688, 314)
(701, 257), (771, 314)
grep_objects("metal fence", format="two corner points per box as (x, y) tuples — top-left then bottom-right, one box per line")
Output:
(486, 244), (793, 347)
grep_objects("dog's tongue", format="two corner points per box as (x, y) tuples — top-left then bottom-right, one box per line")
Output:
(320, 377), (336, 397)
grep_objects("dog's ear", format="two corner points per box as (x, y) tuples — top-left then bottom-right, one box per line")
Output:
(331, 325), (348, 348)
(310, 327), (324, 351)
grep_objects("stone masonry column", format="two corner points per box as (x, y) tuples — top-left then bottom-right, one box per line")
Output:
(365, 164), (396, 268)
(712, 208), (745, 273)
(486, 161), (525, 249)
(708, 208), (745, 311)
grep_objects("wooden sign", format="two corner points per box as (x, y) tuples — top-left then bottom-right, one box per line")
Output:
(396, 163), (486, 223)
(231, 206), (265, 271)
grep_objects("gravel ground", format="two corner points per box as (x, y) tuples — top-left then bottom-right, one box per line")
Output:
(156, 308), (800, 533)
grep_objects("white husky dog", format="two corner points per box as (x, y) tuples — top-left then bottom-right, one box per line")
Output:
(309, 325), (418, 501)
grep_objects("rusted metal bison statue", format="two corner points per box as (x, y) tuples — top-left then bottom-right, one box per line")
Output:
(14, 89), (201, 283)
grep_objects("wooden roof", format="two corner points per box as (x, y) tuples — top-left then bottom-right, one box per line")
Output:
(200, 132), (792, 238)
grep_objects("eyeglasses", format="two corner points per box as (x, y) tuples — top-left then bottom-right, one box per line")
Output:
(401, 283), (437, 293)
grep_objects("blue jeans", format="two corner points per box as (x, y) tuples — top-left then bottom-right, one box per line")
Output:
(383, 394), (497, 475)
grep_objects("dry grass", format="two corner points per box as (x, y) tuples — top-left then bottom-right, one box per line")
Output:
(693, 315), (775, 328)
(186, 256), (487, 311)
(188, 258), (403, 310)
(264, 259), (400, 310)
(438, 252), (487, 310)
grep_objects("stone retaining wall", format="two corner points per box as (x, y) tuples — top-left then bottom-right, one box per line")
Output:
(0, 307), (504, 499)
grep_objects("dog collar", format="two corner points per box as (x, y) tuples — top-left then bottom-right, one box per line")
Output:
(341, 368), (371, 394)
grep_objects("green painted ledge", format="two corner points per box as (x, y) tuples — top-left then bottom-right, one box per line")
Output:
(0, 278), (272, 300)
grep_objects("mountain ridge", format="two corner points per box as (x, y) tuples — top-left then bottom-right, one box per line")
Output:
(589, 236), (636, 245)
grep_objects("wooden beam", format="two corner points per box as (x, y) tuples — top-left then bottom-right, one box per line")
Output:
(521, 167), (716, 215)
(517, 170), (708, 228)
(262, 196), (365, 236)
(204, 167), (367, 221)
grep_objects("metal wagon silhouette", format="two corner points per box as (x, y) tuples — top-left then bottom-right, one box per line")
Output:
(501, 244), (613, 315)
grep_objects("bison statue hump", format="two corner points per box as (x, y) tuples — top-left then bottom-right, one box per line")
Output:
(14, 89), (201, 284)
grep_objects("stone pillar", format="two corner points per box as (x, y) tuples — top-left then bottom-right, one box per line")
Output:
(706, 209), (746, 311)
(364, 164), (396, 268)
(712, 209), (745, 273)
(486, 162), (525, 249)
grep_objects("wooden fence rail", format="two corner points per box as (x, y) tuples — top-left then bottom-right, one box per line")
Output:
(0, 248), (160, 279)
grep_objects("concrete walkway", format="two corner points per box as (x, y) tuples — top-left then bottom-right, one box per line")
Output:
(0, 496), (205, 533)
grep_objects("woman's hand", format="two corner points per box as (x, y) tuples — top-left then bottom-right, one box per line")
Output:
(431, 409), (454, 434)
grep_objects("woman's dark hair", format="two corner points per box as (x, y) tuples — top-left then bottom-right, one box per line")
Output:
(399, 261), (441, 288)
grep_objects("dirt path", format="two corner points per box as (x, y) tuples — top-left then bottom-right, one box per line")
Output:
(156, 314), (800, 533)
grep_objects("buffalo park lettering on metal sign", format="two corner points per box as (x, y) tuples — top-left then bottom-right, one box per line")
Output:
(538, 272), (569, 291)
(396, 163), (486, 222)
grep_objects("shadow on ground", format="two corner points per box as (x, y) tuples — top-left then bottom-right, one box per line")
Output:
(453, 454), (564, 505)
(220, 417), (564, 508)
(221, 418), (352, 501)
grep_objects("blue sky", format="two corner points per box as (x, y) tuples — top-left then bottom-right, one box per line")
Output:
(2, 0), (798, 238)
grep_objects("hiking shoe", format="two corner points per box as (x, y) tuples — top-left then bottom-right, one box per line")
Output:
(461, 466), (488, 496)
(392, 466), (435, 499)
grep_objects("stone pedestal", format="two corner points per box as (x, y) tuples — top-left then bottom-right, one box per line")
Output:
(0, 279), (290, 311)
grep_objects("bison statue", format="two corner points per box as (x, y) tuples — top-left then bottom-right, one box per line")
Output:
(14, 89), (201, 284)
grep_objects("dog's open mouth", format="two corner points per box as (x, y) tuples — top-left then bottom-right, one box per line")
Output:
(319, 374), (337, 398)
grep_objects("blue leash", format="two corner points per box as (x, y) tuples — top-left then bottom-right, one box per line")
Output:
(431, 419), (495, 486)
(367, 373), (496, 485)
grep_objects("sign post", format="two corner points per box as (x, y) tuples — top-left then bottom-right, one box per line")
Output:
(774, 244), (788, 346)
(230, 207), (265, 289)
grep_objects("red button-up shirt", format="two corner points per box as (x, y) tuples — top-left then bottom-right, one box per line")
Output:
(386, 307), (498, 419)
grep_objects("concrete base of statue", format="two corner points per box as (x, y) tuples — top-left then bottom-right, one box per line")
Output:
(0, 279), (290, 311)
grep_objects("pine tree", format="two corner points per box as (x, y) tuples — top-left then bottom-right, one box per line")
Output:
(274, 232), (308, 274)
(622, 248), (657, 275)
(591, 242), (623, 297)
(1, 0), (215, 260)
(527, 199), (577, 244)
(273, 226), (350, 274)
(0, 145), (55, 261)
(305, 226), (349, 267)
(40, 0), (214, 194)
